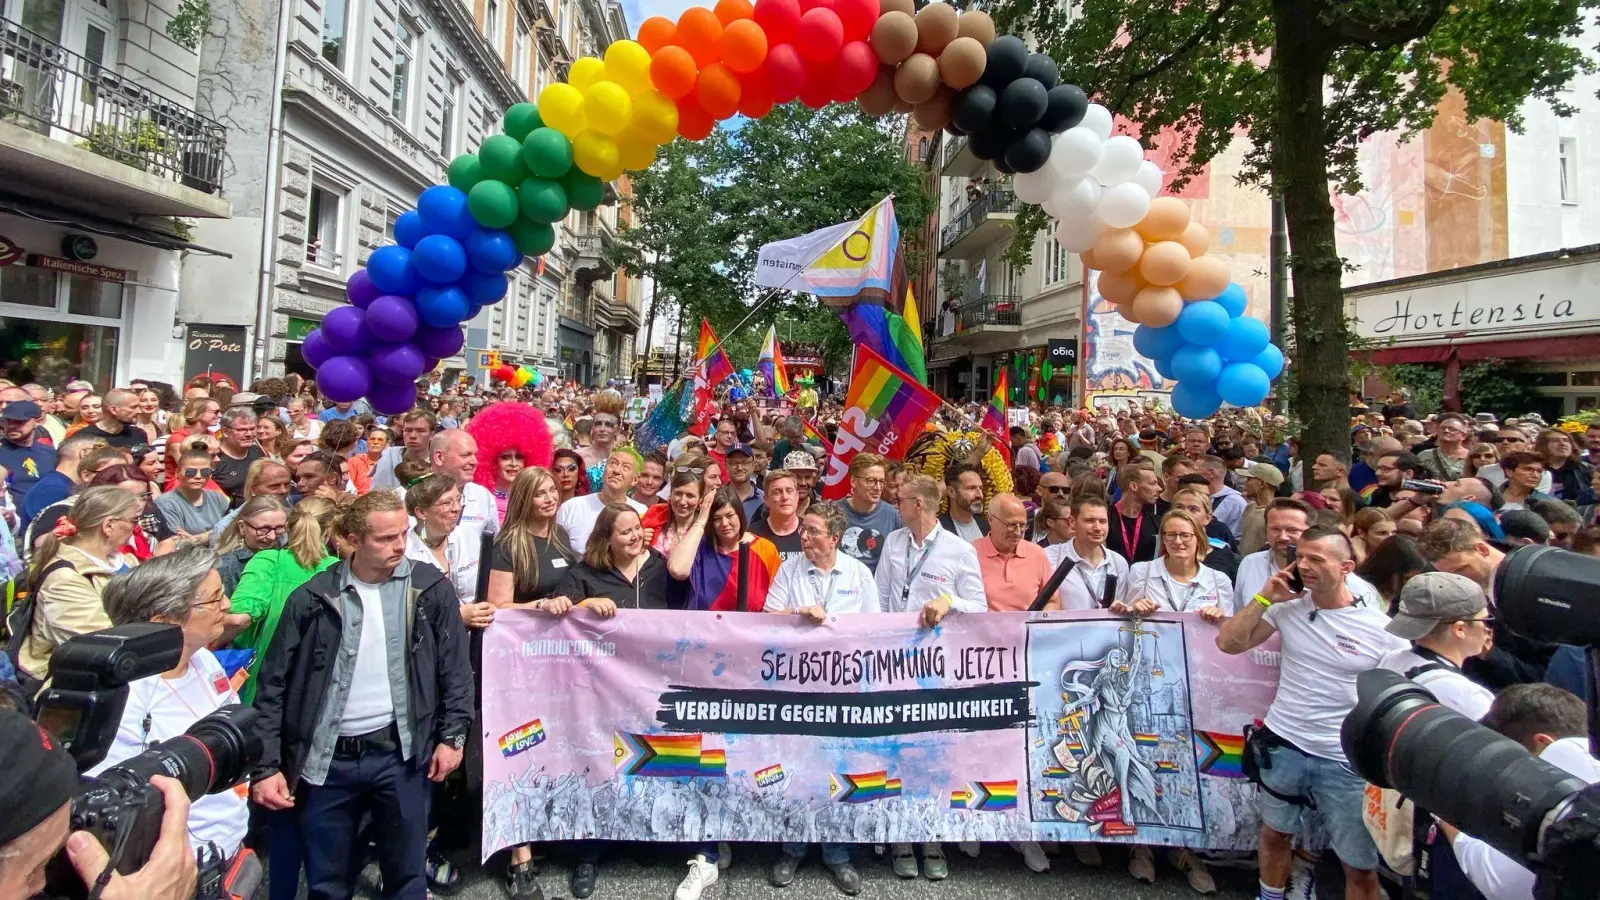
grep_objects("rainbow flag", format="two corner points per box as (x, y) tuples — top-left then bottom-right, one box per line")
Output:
(979, 368), (1012, 469)
(695, 319), (736, 390)
(1039, 787), (1065, 802)
(1154, 760), (1181, 773)
(754, 764), (786, 788)
(800, 417), (834, 455)
(497, 719), (546, 758)
(830, 770), (903, 803)
(758, 325), (789, 397)
(969, 780), (1018, 811)
(820, 346), (944, 501)
(614, 732), (726, 778)
(1134, 733), (1161, 748)
(1194, 731), (1247, 778)
(949, 789), (971, 809)
(1041, 765), (1072, 778)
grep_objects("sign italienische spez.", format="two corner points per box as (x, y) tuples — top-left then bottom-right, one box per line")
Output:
(1348, 259), (1600, 344)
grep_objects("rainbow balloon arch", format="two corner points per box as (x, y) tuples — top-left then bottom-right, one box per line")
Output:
(300, 0), (1283, 419)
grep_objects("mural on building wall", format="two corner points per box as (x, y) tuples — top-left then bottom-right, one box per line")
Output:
(1082, 271), (1173, 407)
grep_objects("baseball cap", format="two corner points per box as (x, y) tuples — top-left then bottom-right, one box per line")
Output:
(1241, 461), (1284, 488)
(783, 449), (818, 471)
(229, 391), (261, 407)
(1386, 572), (1487, 640)
(2, 400), (42, 420)
(0, 708), (81, 846)
(726, 442), (753, 458)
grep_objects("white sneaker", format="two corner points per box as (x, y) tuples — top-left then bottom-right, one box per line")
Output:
(673, 855), (719, 900)
(1128, 845), (1156, 883)
(1073, 843), (1103, 867)
(1169, 849), (1217, 895)
(1011, 841), (1050, 873)
(1286, 854), (1317, 900)
(717, 842), (732, 871)
(958, 841), (981, 858)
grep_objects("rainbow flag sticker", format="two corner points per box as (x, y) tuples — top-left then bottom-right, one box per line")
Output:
(949, 789), (971, 809)
(1154, 760), (1181, 773)
(1041, 765), (1072, 778)
(1039, 787), (1065, 802)
(754, 764), (786, 788)
(1134, 732), (1161, 748)
(1194, 731), (1247, 778)
(830, 771), (903, 803)
(969, 780), (1018, 811)
(498, 719), (546, 758)
(614, 732), (726, 778)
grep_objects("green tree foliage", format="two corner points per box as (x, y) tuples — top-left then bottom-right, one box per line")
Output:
(986, 0), (1595, 466)
(1383, 360), (1548, 419)
(610, 104), (936, 374)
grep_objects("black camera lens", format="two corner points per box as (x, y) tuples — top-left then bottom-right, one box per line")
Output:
(108, 704), (262, 799)
(1495, 545), (1600, 647)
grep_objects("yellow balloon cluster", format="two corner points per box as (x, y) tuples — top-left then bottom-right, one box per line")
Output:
(537, 39), (676, 181)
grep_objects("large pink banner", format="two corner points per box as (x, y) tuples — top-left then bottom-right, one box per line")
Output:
(480, 609), (1280, 858)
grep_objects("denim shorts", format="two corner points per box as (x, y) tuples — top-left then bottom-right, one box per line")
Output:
(1257, 742), (1379, 871)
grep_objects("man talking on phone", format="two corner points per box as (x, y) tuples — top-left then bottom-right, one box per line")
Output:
(1232, 498), (1383, 613)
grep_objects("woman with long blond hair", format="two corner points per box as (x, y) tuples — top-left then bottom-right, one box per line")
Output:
(227, 496), (339, 704)
(487, 467), (575, 607)
(214, 494), (289, 594)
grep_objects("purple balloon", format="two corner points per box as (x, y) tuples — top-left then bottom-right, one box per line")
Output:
(367, 378), (417, 416)
(300, 328), (334, 368)
(414, 323), (465, 359)
(322, 306), (366, 345)
(369, 341), (427, 385)
(317, 355), (372, 403)
(366, 295), (420, 343)
(346, 269), (381, 308)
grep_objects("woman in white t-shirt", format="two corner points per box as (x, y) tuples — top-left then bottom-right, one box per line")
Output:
(1115, 509), (1232, 621)
(90, 544), (248, 857)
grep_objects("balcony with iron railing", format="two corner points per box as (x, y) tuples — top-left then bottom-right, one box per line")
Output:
(0, 18), (229, 218)
(941, 133), (982, 178)
(955, 293), (1023, 332)
(940, 188), (1018, 259)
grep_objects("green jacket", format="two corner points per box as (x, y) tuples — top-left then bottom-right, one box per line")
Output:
(230, 548), (338, 704)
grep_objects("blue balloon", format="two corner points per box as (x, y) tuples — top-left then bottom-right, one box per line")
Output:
(412, 234), (468, 284)
(1170, 343), (1223, 384)
(1153, 355), (1177, 382)
(393, 210), (425, 249)
(366, 245), (418, 296)
(415, 286), (470, 328)
(1217, 362), (1272, 407)
(1176, 300), (1230, 346)
(1170, 379), (1222, 419)
(1253, 343), (1285, 380)
(1213, 283), (1248, 318)
(1219, 315), (1270, 362)
(1132, 323), (1185, 361)
(466, 229), (521, 274)
(416, 186), (476, 240)
(464, 272), (508, 304)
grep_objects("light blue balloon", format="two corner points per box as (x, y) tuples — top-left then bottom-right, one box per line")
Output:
(1253, 343), (1285, 380)
(1219, 316), (1270, 362)
(1170, 343), (1223, 384)
(1171, 379), (1222, 419)
(1217, 362), (1272, 407)
(1177, 300), (1230, 346)
(1133, 323), (1185, 361)
(1213, 283), (1248, 318)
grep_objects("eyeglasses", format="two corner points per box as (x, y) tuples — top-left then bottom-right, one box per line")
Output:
(183, 467), (213, 479)
(245, 521), (287, 536)
(429, 498), (463, 511)
(993, 521), (1027, 532)
(800, 526), (830, 537)
(1161, 532), (1198, 542)
(856, 477), (884, 486)
(679, 466), (706, 476)
(194, 593), (227, 610)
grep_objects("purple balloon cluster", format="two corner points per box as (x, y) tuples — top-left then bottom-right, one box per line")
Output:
(300, 185), (523, 415)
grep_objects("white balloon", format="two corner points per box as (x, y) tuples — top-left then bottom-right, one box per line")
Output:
(1131, 160), (1163, 197)
(1013, 166), (1055, 205)
(1048, 127), (1103, 179)
(1041, 190), (1067, 218)
(1090, 135), (1145, 187)
(1055, 216), (1104, 253)
(1080, 103), (1113, 141)
(1053, 176), (1103, 221)
(1096, 181), (1153, 229)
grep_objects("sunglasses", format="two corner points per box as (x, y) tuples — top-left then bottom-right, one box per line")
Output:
(183, 467), (214, 479)
(1044, 485), (1071, 495)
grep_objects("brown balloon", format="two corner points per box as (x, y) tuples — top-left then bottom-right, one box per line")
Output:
(937, 36), (986, 90)
(878, 0), (914, 15)
(893, 53), (941, 105)
(913, 2), (958, 56)
(892, 99), (914, 113)
(914, 86), (954, 130)
(954, 10), (995, 46)
(858, 67), (899, 116)
(869, 11), (918, 66)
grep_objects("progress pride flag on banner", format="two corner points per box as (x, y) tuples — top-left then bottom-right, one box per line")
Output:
(820, 346), (943, 501)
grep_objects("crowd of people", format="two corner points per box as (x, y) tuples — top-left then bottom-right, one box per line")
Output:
(0, 372), (1595, 900)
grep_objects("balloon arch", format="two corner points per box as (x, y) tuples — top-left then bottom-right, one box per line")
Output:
(301, 0), (1283, 419)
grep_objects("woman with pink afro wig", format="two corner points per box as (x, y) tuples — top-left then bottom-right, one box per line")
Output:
(465, 401), (554, 523)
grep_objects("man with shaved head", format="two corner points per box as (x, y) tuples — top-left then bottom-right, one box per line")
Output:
(76, 387), (143, 450)
(430, 428), (499, 545)
(975, 493), (1056, 612)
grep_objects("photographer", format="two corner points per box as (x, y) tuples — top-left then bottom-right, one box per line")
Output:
(0, 710), (196, 900)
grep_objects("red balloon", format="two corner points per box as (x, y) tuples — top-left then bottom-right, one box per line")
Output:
(799, 59), (834, 107)
(675, 96), (715, 140)
(832, 0), (877, 41)
(833, 40), (877, 99)
(752, 0), (802, 44)
(695, 62), (742, 119)
(738, 69), (776, 117)
(799, 0), (833, 10)
(795, 8), (844, 62)
(762, 43), (806, 102)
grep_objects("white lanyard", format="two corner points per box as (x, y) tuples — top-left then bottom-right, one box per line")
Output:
(807, 565), (839, 610)
(901, 530), (939, 604)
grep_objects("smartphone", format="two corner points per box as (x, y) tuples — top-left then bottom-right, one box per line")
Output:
(1284, 545), (1304, 593)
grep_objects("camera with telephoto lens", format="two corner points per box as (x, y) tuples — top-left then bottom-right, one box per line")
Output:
(31, 624), (263, 900)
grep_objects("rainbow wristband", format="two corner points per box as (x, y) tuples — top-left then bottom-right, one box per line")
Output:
(1253, 593), (1271, 609)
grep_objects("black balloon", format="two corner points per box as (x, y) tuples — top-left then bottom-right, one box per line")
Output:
(945, 121), (967, 136)
(1003, 127), (1051, 173)
(1038, 83), (1088, 133)
(994, 154), (1016, 174)
(980, 35), (1027, 88)
(951, 84), (997, 134)
(968, 126), (1010, 161)
(1022, 53), (1059, 89)
(999, 77), (1048, 129)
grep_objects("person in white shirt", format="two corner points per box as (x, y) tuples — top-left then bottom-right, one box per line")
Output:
(1053, 495), (1130, 611)
(1116, 510), (1232, 620)
(1234, 497), (1382, 611)
(1379, 571), (1496, 720)
(91, 545), (248, 857)
(1199, 455), (1247, 542)
(557, 449), (647, 554)
(1217, 526), (1407, 900)
(430, 429), (499, 548)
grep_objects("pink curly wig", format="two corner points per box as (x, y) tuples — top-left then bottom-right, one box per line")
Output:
(465, 401), (554, 492)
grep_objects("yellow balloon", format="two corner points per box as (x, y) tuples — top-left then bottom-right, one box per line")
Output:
(572, 130), (621, 180)
(538, 83), (588, 138)
(582, 81), (633, 136)
(604, 39), (655, 95)
(617, 128), (658, 171)
(631, 90), (679, 144)
(568, 56), (607, 92)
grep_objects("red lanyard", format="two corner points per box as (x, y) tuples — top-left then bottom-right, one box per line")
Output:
(1118, 509), (1144, 556)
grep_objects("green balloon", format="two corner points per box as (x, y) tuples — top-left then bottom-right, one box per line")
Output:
(518, 178), (569, 224)
(447, 154), (483, 192)
(479, 134), (528, 185)
(562, 169), (605, 212)
(503, 102), (543, 141)
(520, 128), (573, 179)
(506, 217), (556, 256)
(467, 180), (520, 229)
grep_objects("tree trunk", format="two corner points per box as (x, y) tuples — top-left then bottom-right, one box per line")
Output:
(1272, 0), (1349, 472)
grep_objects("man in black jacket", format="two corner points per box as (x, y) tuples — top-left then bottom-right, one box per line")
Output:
(250, 490), (474, 900)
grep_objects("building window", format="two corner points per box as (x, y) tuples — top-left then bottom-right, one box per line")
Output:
(392, 20), (415, 120)
(321, 0), (348, 68)
(557, 0), (572, 49)
(1044, 221), (1069, 286)
(440, 74), (461, 156)
(384, 209), (398, 243)
(306, 182), (344, 269)
(1560, 137), (1578, 204)
(0, 264), (126, 391)
(513, 16), (532, 95)
(484, 0), (503, 51)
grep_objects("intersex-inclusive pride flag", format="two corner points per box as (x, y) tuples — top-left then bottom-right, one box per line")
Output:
(614, 732), (726, 777)
(758, 325), (789, 397)
(819, 346), (944, 501)
(830, 770), (903, 803)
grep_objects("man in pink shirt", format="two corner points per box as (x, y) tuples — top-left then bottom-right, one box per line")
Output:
(974, 493), (1056, 611)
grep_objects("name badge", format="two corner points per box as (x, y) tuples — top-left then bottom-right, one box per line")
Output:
(552, 558), (569, 569)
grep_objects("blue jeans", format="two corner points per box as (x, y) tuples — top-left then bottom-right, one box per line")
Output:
(782, 843), (850, 865)
(1257, 743), (1378, 871)
(298, 746), (431, 900)
(266, 807), (302, 900)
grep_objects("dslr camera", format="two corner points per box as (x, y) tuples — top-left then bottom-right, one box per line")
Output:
(31, 624), (262, 900)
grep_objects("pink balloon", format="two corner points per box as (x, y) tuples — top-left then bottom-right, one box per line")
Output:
(763, 43), (806, 101)
(834, 40), (878, 98)
(795, 8), (844, 62)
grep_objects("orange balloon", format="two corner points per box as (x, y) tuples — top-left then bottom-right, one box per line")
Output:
(695, 63), (742, 119)
(720, 19), (769, 73)
(714, 0), (754, 23)
(1177, 255), (1231, 300)
(1128, 286), (1184, 327)
(1091, 228), (1144, 275)
(1134, 196), (1191, 242)
(638, 17), (677, 53)
(1138, 241), (1192, 287)
(1178, 221), (1210, 257)
(649, 46), (699, 98)
(1078, 247), (1100, 271)
(1097, 268), (1146, 305)
(676, 8), (725, 65)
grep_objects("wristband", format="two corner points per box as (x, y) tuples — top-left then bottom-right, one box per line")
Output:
(1253, 593), (1271, 609)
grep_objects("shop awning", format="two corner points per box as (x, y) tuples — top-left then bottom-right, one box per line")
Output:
(1365, 334), (1600, 365)
(0, 193), (234, 258)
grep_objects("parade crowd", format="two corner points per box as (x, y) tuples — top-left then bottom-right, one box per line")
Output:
(1, 372), (1597, 900)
